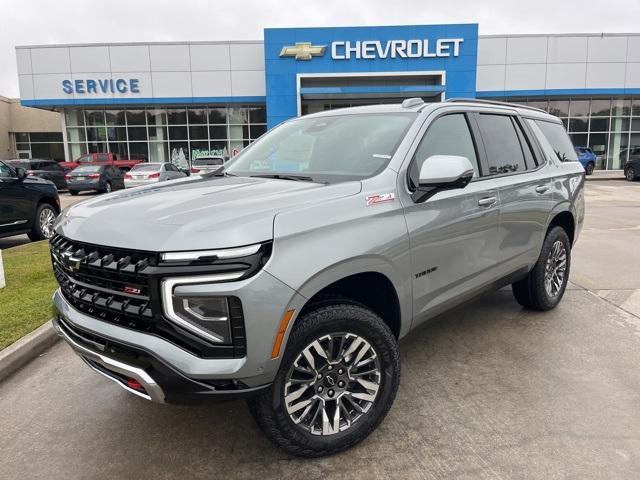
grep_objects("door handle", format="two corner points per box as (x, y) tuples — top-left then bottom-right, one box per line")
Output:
(478, 196), (497, 207)
(535, 185), (549, 194)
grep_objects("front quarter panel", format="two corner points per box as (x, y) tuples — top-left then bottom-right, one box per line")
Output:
(265, 169), (413, 338)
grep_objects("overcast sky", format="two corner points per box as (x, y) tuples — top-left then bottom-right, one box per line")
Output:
(1, 0), (638, 97)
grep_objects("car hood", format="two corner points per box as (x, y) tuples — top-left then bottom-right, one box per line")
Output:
(56, 175), (361, 251)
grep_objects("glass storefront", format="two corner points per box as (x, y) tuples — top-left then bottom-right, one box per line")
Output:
(485, 96), (640, 170)
(64, 105), (267, 167)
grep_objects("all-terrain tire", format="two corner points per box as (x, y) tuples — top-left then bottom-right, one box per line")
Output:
(512, 226), (571, 311)
(247, 302), (400, 457)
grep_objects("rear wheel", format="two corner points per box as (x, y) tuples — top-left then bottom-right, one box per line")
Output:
(28, 203), (57, 241)
(512, 226), (571, 311)
(625, 167), (636, 181)
(247, 302), (400, 457)
(585, 162), (595, 175)
(69, 190), (78, 196)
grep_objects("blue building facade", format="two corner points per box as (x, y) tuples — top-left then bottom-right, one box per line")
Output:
(264, 24), (478, 128)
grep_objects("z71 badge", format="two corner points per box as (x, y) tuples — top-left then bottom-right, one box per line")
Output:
(366, 193), (395, 206)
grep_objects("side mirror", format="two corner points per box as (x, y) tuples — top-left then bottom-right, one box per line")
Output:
(15, 167), (27, 181)
(412, 155), (475, 203)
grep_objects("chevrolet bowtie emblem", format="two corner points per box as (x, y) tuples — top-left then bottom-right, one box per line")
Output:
(279, 42), (327, 60)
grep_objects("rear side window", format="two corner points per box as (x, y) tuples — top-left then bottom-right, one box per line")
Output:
(533, 120), (578, 162)
(411, 113), (480, 186)
(477, 114), (527, 175)
(97, 153), (110, 162)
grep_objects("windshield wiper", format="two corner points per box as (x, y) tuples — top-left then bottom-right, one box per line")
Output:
(208, 169), (236, 177)
(250, 174), (314, 182)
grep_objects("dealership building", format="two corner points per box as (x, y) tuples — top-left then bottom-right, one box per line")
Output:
(14, 24), (640, 170)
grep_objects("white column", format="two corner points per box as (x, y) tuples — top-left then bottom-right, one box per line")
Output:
(0, 250), (5, 289)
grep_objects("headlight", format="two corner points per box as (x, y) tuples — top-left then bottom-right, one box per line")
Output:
(172, 296), (231, 344)
(161, 272), (243, 344)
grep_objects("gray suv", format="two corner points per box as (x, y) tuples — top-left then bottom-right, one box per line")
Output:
(50, 99), (584, 457)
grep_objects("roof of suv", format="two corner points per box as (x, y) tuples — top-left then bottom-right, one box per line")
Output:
(300, 98), (560, 123)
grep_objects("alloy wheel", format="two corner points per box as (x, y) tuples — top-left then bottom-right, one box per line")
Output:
(283, 332), (381, 436)
(39, 207), (56, 239)
(544, 240), (567, 297)
(626, 168), (635, 181)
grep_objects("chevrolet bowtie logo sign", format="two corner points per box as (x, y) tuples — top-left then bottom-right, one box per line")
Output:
(279, 42), (327, 60)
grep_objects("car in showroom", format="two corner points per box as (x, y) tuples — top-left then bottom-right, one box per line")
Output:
(0, 160), (60, 240)
(50, 99), (584, 457)
(6, 159), (67, 190)
(124, 162), (187, 188)
(574, 146), (597, 175)
(190, 155), (225, 174)
(623, 146), (640, 181)
(66, 164), (125, 195)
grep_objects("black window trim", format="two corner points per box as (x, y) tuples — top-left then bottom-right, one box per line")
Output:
(406, 111), (484, 192)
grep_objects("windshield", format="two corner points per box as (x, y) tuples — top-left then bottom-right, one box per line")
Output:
(131, 163), (162, 172)
(224, 113), (416, 182)
(73, 166), (101, 173)
(193, 157), (224, 166)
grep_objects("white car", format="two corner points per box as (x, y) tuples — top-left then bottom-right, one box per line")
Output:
(124, 163), (186, 188)
(191, 156), (225, 174)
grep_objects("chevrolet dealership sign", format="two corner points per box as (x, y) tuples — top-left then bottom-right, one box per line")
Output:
(280, 39), (464, 60)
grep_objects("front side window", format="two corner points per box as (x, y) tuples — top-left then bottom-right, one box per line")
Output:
(410, 113), (480, 187)
(0, 162), (15, 178)
(225, 113), (416, 183)
(477, 114), (527, 175)
(533, 120), (579, 162)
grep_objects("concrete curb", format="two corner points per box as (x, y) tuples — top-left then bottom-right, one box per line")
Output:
(0, 321), (59, 382)
(586, 175), (625, 181)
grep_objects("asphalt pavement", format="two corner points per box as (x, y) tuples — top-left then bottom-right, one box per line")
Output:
(1, 180), (640, 479)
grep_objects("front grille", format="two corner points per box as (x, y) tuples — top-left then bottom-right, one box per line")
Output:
(51, 234), (260, 359)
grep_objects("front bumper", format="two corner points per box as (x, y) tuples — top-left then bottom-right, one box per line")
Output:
(52, 267), (303, 403)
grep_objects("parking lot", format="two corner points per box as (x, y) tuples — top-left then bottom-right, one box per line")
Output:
(1, 180), (639, 479)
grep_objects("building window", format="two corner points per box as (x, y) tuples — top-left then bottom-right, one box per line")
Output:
(484, 96), (640, 170)
(12, 132), (64, 161)
(64, 105), (266, 167)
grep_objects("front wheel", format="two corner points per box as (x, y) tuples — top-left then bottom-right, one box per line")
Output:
(102, 181), (112, 193)
(28, 203), (57, 241)
(247, 302), (400, 457)
(512, 226), (571, 311)
(625, 167), (636, 181)
(585, 162), (595, 175)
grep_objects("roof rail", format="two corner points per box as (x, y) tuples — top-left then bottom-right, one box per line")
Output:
(401, 97), (425, 109)
(445, 98), (547, 114)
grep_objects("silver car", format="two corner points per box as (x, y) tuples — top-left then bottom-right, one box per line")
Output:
(50, 99), (584, 458)
(190, 156), (225, 174)
(124, 162), (186, 188)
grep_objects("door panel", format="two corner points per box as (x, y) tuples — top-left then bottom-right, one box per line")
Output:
(0, 164), (32, 235)
(401, 111), (502, 326)
(494, 172), (554, 273)
(475, 113), (552, 274)
(405, 182), (500, 324)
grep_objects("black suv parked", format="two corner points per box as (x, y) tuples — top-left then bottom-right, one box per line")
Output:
(0, 160), (60, 240)
(6, 159), (67, 190)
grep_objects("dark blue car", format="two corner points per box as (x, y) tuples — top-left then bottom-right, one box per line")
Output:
(574, 147), (596, 175)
